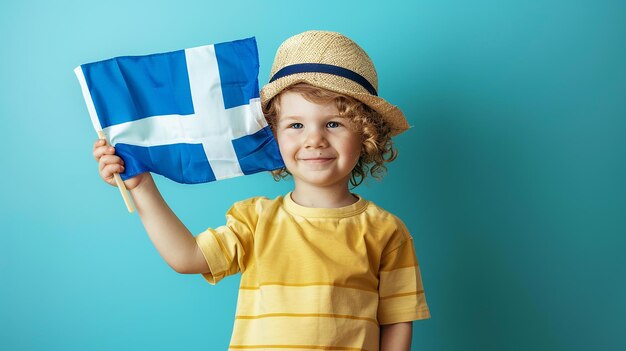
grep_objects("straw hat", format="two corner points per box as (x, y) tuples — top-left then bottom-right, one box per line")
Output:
(260, 30), (409, 136)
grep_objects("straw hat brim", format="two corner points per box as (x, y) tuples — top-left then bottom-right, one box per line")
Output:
(260, 72), (410, 137)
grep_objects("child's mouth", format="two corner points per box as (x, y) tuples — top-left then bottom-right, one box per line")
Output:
(299, 157), (335, 163)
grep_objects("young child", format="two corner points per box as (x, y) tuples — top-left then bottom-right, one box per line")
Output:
(93, 30), (430, 351)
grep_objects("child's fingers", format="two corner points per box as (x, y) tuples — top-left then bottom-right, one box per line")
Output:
(100, 163), (125, 182)
(98, 154), (125, 172)
(93, 139), (108, 158)
(93, 145), (117, 161)
(93, 139), (106, 150)
(93, 139), (127, 186)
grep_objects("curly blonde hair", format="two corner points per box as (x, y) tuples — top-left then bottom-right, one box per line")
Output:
(263, 83), (398, 187)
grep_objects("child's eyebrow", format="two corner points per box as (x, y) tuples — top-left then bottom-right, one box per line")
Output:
(278, 115), (301, 121)
(276, 116), (299, 125)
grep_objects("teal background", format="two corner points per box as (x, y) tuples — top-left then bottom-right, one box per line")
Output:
(1, 0), (624, 350)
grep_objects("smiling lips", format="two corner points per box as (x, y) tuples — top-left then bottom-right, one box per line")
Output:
(298, 156), (336, 163)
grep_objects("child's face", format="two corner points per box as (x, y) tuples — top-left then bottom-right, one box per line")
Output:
(275, 91), (362, 190)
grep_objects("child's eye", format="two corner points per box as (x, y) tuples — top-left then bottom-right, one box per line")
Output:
(326, 121), (342, 128)
(289, 123), (303, 129)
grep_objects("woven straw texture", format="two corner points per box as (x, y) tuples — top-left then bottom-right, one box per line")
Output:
(260, 31), (409, 136)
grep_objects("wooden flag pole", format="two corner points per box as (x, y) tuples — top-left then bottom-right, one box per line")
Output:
(97, 131), (135, 213)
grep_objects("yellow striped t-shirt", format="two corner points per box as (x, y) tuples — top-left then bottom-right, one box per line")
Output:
(195, 193), (430, 351)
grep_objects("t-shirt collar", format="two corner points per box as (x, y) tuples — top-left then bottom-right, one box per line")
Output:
(283, 191), (368, 218)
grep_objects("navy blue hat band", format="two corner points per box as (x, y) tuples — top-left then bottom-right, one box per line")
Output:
(269, 63), (378, 96)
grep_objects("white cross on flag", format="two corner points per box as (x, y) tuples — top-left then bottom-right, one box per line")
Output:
(74, 37), (284, 184)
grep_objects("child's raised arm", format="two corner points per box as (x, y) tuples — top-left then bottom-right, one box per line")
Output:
(92, 139), (209, 275)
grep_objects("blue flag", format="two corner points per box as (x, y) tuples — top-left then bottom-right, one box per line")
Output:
(74, 37), (284, 184)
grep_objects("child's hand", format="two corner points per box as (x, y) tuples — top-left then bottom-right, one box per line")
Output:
(92, 139), (149, 190)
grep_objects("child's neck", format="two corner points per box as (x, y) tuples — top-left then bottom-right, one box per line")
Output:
(290, 182), (358, 208)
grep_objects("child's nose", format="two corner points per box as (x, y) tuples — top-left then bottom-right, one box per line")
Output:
(304, 128), (328, 148)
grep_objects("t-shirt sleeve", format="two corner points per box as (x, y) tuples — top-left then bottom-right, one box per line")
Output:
(377, 220), (431, 325)
(194, 200), (257, 285)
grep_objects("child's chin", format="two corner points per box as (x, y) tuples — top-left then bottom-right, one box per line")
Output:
(294, 173), (351, 188)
